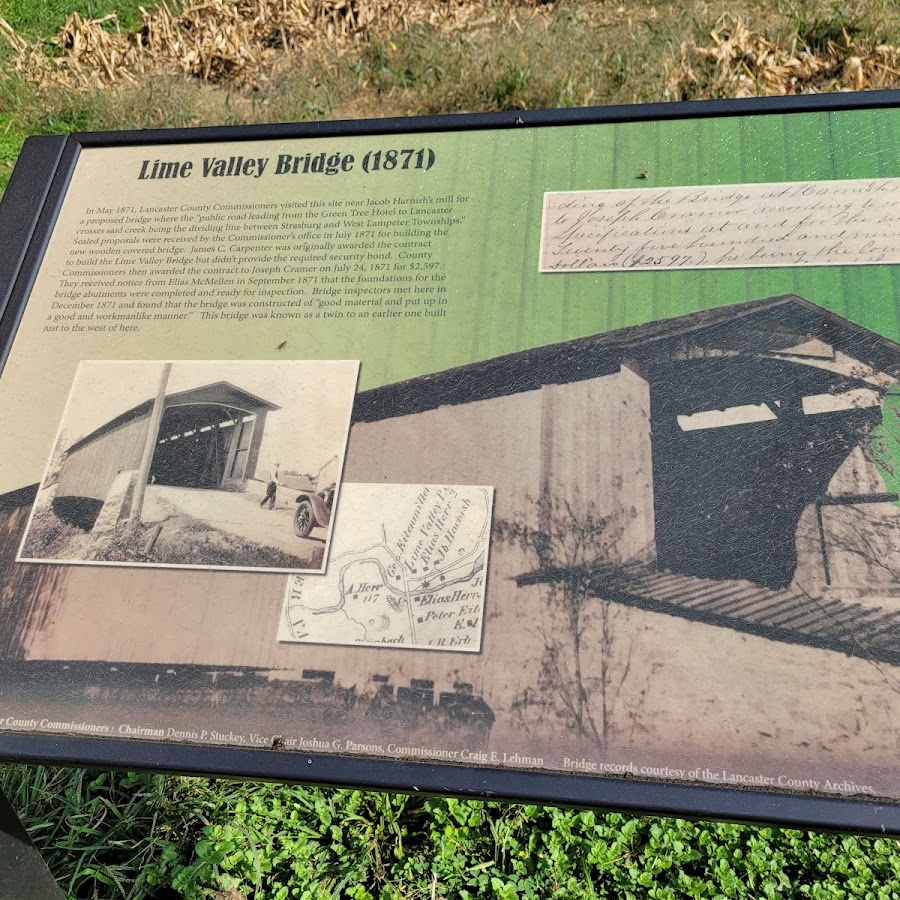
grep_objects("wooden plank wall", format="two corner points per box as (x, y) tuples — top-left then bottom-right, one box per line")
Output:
(0, 504), (69, 659)
(57, 415), (150, 501)
(540, 366), (655, 566)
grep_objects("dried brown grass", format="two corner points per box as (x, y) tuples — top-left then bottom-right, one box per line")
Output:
(4, 0), (900, 144)
(668, 16), (900, 99)
(0, 0), (537, 91)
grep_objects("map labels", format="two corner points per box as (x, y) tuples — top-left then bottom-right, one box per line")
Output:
(279, 483), (493, 652)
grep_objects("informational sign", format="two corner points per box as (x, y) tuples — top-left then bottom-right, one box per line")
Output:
(2, 96), (900, 831)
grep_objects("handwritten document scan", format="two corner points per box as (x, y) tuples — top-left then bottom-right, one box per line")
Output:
(541, 178), (900, 272)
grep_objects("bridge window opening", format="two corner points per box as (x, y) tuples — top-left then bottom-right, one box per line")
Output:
(651, 356), (885, 589)
(677, 403), (777, 431)
(802, 388), (882, 416)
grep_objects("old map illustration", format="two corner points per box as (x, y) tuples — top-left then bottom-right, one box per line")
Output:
(279, 484), (493, 651)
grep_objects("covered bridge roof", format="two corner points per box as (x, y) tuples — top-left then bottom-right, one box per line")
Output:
(67, 381), (280, 454)
(352, 295), (900, 422)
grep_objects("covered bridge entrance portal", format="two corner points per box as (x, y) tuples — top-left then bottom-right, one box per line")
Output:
(151, 404), (260, 491)
(649, 355), (885, 589)
(54, 381), (279, 529)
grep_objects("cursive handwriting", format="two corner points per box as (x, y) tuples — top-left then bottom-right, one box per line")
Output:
(541, 179), (900, 272)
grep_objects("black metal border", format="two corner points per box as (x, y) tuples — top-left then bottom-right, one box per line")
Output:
(1, 731), (897, 836)
(66, 88), (900, 145)
(4, 91), (900, 833)
(0, 138), (65, 316)
(0, 137), (66, 352)
(0, 137), (79, 376)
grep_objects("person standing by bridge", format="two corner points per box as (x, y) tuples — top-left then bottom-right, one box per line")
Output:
(260, 462), (279, 509)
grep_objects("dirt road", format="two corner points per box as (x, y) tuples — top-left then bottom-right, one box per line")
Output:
(142, 483), (326, 561)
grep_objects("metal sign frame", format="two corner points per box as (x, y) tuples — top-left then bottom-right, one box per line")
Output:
(3, 91), (900, 835)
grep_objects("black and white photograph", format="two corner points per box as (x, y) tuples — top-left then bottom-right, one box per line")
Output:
(17, 359), (359, 573)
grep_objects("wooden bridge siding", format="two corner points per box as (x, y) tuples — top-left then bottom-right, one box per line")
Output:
(20, 558), (547, 709)
(57, 414), (149, 502)
(15, 368), (899, 713)
(344, 389), (545, 525)
(539, 366), (656, 565)
(0, 503), (69, 659)
(23, 393), (549, 709)
(591, 565), (900, 667)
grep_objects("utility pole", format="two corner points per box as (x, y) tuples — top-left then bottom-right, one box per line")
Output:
(129, 362), (171, 528)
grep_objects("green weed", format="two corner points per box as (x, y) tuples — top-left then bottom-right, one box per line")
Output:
(786, 2), (869, 51)
(2, 0), (176, 39)
(0, 767), (172, 899)
(6, 766), (900, 899)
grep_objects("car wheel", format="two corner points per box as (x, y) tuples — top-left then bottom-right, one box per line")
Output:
(294, 498), (315, 538)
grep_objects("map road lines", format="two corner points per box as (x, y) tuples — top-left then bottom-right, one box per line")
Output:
(279, 484), (493, 651)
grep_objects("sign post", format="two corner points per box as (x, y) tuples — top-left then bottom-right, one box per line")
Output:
(0, 790), (64, 899)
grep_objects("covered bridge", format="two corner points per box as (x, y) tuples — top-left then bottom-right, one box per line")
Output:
(347, 294), (900, 592)
(54, 381), (279, 528)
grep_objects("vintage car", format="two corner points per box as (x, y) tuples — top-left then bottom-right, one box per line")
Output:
(294, 483), (334, 538)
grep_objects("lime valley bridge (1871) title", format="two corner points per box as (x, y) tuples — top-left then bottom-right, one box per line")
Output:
(137, 150), (437, 180)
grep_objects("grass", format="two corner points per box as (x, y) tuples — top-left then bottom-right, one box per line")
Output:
(3, 0), (900, 195)
(2, 0), (151, 39)
(5, 765), (900, 899)
(21, 502), (318, 569)
(18, 502), (89, 559)
(4, 0), (900, 896)
(0, 767), (173, 898)
(147, 513), (322, 569)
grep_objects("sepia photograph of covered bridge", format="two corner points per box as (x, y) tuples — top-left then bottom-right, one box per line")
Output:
(349, 293), (900, 652)
(17, 359), (359, 573)
(54, 378), (280, 527)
